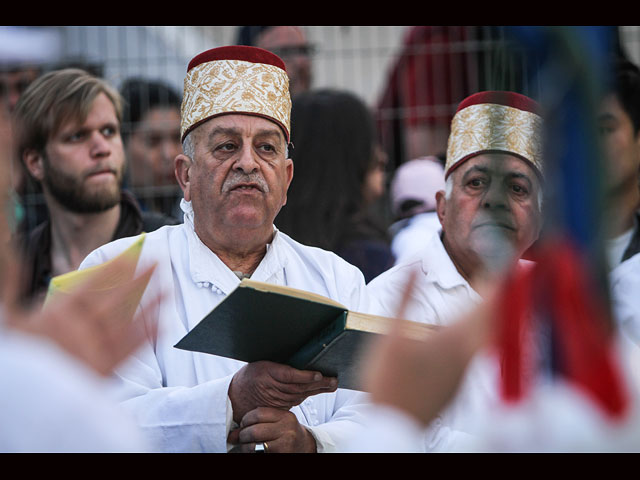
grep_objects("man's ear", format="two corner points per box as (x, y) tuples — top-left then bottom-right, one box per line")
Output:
(435, 190), (446, 227)
(281, 157), (294, 207)
(22, 149), (45, 182)
(175, 153), (193, 202)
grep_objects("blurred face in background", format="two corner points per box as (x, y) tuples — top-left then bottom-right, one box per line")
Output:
(257, 26), (313, 98)
(598, 93), (640, 196)
(0, 66), (40, 112)
(125, 106), (182, 189)
(27, 92), (125, 213)
(363, 144), (388, 206)
(437, 153), (543, 269)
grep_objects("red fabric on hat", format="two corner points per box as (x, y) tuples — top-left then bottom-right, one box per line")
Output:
(187, 45), (286, 72)
(456, 90), (541, 115)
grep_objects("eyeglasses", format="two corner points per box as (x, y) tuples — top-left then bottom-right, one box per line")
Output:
(270, 44), (316, 59)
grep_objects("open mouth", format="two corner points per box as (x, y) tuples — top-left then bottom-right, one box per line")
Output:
(230, 183), (263, 193)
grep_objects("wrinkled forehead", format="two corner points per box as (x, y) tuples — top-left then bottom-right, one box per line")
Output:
(191, 113), (288, 156)
(455, 153), (541, 184)
(202, 113), (284, 137)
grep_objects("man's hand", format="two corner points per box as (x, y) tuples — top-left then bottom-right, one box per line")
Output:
(227, 407), (317, 453)
(360, 269), (497, 427)
(228, 360), (337, 423)
(2, 252), (161, 377)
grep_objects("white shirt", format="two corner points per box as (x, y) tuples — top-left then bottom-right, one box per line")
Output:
(610, 251), (640, 347)
(369, 229), (484, 327)
(0, 323), (149, 453)
(366, 232), (640, 452)
(367, 230), (515, 452)
(353, 343), (640, 453)
(79, 201), (378, 453)
(606, 225), (635, 270)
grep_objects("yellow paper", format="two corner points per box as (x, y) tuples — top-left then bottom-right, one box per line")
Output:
(43, 234), (150, 320)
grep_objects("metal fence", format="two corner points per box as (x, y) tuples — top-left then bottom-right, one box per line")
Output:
(3, 26), (640, 233)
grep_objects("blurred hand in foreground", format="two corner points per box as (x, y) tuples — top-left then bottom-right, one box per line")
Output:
(360, 269), (497, 426)
(2, 252), (161, 377)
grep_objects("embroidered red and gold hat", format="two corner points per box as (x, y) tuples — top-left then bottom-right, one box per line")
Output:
(180, 45), (291, 143)
(445, 91), (543, 178)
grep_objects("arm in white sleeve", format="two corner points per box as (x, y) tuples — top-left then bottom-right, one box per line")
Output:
(112, 347), (236, 452)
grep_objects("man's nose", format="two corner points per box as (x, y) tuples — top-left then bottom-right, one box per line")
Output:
(89, 131), (112, 157)
(482, 182), (508, 209)
(233, 144), (259, 173)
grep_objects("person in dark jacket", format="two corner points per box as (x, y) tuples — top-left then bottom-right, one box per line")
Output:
(12, 68), (176, 307)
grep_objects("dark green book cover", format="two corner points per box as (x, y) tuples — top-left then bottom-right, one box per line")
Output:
(174, 279), (437, 391)
(174, 280), (349, 366)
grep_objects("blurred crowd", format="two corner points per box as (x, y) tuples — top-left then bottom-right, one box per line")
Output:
(1, 25), (640, 453)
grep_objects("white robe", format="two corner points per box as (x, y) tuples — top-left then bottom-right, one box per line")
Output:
(610, 251), (640, 348)
(79, 202), (378, 453)
(0, 323), (149, 453)
(366, 231), (640, 452)
(368, 229), (488, 327)
(366, 230), (518, 452)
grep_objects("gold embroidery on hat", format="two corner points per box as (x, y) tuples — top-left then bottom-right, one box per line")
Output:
(181, 59), (291, 140)
(445, 103), (543, 175)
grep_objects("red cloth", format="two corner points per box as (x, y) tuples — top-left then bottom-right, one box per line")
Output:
(497, 238), (628, 419)
(187, 45), (286, 72)
(377, 26), (478, 128)
(456, 90), (541, 115)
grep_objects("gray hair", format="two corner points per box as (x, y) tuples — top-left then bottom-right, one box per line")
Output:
(182, 132), (195, 160)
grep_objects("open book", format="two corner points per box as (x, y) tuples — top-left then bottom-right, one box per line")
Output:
(43, 234), (152, 322)
(174, 278), (439, 391)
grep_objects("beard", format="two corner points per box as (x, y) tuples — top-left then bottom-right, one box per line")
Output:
(42, 157), (124, 214)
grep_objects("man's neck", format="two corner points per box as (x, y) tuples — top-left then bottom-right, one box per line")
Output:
(48, 200), (121, 277)
(440, 233), (482, 289)
(195, 224), (274, 277)
(441, 232), (517, 292)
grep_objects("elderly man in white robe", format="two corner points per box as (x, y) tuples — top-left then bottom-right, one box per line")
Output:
(79, 46), (377, 453)
(359, 91), (640, 453)
(366, 91), (546, 451)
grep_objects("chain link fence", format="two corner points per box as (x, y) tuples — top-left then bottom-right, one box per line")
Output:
(3, 26), (639, 233)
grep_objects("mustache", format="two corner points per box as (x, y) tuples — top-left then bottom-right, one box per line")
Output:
(222, 172), (269, 193)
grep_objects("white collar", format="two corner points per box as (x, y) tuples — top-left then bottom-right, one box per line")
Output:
(420, 231), (483, 300)
(181, 199), (288, 294)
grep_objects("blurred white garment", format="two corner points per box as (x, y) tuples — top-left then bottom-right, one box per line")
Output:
(367, 231), (502, 451)
(360, 237), (640, 452)
(390, 157), (444, 218)
(390, 212), (442, 265)
(345, 334), (640, 453)
(0, 323), (149, 453)
(464, 332), (640, 452)
(388, 157), (445, 266)
(606, 225), (635, 270)
(0, 27), (62, 66)
(610, 251), (640, 347)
